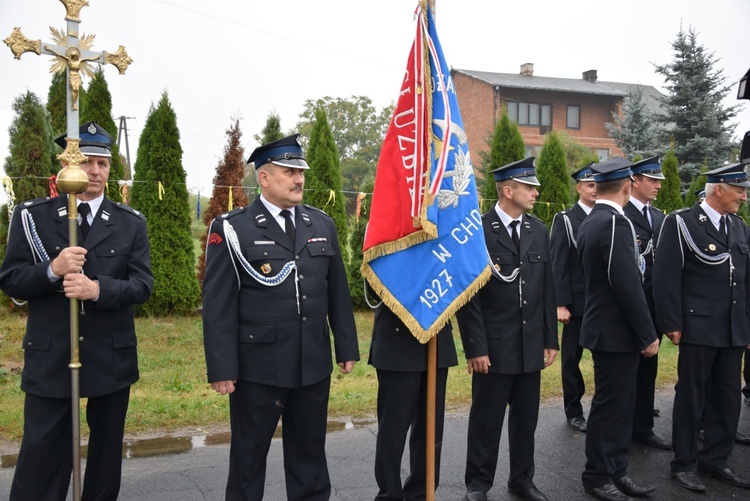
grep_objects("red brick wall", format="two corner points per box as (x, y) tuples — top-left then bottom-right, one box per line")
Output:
(452, 71), (624, 164)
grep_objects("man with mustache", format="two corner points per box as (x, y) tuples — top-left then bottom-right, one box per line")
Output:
(202, 134), (359, 500)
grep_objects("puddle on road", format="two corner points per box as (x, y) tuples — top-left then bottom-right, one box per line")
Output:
(1, 419), (373, 468)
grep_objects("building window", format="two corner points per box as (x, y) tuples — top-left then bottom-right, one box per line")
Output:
(507, 101), (551, 127)
(596, 149), (609, 161)
(567, 105), (580, 129)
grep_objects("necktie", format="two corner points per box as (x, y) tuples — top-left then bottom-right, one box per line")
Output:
(78, 202), (91, 241)
(509, 220), (520, 253)
(642, 206), (651, 229)
(281, 209), (296, 245)
(719, 215), (727, 240)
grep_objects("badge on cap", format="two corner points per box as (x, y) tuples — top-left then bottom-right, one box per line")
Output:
(88, 123), (97, 135)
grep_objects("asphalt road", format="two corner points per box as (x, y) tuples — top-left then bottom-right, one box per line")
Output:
(2, 390), (750, 500)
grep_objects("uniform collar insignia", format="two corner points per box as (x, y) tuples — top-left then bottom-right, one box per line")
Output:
(255, 213), (267, 224)
(698, 213), (707, 223)
(301, 212), (311, 225)
(491, 221), (501, 229)
(57, 206), (67, 217)
(101, 210), (110, 221)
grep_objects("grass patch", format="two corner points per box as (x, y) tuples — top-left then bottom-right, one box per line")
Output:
(0, 310), (681, 445)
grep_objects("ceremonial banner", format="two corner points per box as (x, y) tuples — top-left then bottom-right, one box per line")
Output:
(362, 3), (490, 342)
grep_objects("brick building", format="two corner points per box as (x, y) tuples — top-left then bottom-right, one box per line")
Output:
(451, 63), (663, 164)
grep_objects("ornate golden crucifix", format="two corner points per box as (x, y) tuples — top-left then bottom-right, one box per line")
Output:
(4, 0), (132, 167)
(3, 3), (131, 500)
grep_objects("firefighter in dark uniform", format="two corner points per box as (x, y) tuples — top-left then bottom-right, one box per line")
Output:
(623, 156), (670, 450)
(460, 157), (558, 501)
(0, 122), (153, 500)
(577, 159), (659, 501)
(653, 163), (750, 493)
(549, 163), (596, 433)
(202, 134), (360, 500)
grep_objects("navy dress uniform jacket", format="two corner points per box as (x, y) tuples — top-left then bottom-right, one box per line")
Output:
(550, 204), (587, 316)
(624, 202), (665, 323)
(369, 304), (457, 371)
(578, 204), (657, 353)
(0, 195), (153, 398)
(457, 210), (558, 373)
(653, 204), (750, 347)
(202, 198), (359, 388)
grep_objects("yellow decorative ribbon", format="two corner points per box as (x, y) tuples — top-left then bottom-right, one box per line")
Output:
(158, 181), (165, 201)
(118, 180), (132, 204)
(323, 189), (335, 209)
(228, 186), (233, 211)
(2, 176), (15, 220)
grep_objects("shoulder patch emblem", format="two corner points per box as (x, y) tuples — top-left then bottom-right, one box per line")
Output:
(208, 233), (223, 246)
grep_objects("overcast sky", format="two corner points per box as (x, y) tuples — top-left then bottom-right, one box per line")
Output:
(1, 0), (748, 205)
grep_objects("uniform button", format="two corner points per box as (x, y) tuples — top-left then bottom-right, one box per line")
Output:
(302, 317), (307, 322)
(733, 282), (737, 286)
(395, 327), (400, 332)
(110, 249), (115, 254)
(523, 300), (527, 305)
(522, 280), (526, 285)
(302, 295), (307, 301)
(520, 261), (524, 265)
(322, 248), (326, 252)
(249, 334), (254, 339)
(522, 320), (526, 324)
(264, 252), (268, 256)
(55, 246), (61, 251)
(296, 255), (300, 260)
(299, 275), (304, 280)
(733, 300), (737, 304)
(27, 341), (32, 346)
(79, 336), (84, 342)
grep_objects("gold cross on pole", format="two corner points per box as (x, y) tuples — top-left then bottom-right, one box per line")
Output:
(3, 3), (131, 500)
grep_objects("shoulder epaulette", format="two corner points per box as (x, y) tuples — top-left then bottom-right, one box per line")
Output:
(526, 213), (544, 223)
(112, 201), (146, 220)
(670, 207), (690, 215)
(19, 196), (54, 209)
(728, 212), (744, 222)
(302, 204), (331, 218)
(218, 206), (247, 220)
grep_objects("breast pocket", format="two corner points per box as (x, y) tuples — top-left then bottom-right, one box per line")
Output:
(490, 252), (514, 277)
(245, 245), (290, 275)
(95, 243), (132, 276)
(527, 249), (548, 281)
(306, 241), (336, 278)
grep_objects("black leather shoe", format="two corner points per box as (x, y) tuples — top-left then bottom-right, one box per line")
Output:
(735, 432), (750, 445)
(567, 415), (587, 432)
(509, 485), (548, 501)
(653, 408), (661, 417)
(702, 467), (750, 489)
(698, 429), (705, 441)
(465, 491), (488, 501)
(632, 432), (671, 450)
(584, 483), (634, 500)
(613, 475), (656, 496)
(671, 471), (706, 492)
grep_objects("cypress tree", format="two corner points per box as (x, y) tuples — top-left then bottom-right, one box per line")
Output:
(349, 178), (374, 310)
(196, 117), (248, 286)
(533, 131), (570, 226)
(80, 68), (126, 197)
(246, 113), (285, 199)
(653, 148), (683, 213)
(47, 71), (67, 137)
(481, 111), (525, 212)
(1, 91), (56, 309)
(303, 108), (350, 266)
(130, 92), (200, 316)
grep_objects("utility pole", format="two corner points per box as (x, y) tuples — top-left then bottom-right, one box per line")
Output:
(117, 115), (135, 179)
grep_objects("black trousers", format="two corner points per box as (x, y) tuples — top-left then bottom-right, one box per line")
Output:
(632, 332), (662, 439)
(226, 378), (331, 501)
(465, 371), (541, 493)
(743, 348), (750, 399)
(10, 386), (131, 501)
(671, 343), (743, 473)
(582, 350), (638, 489)
(374, 368), (449, 500)
(561, 316), (585, 419)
